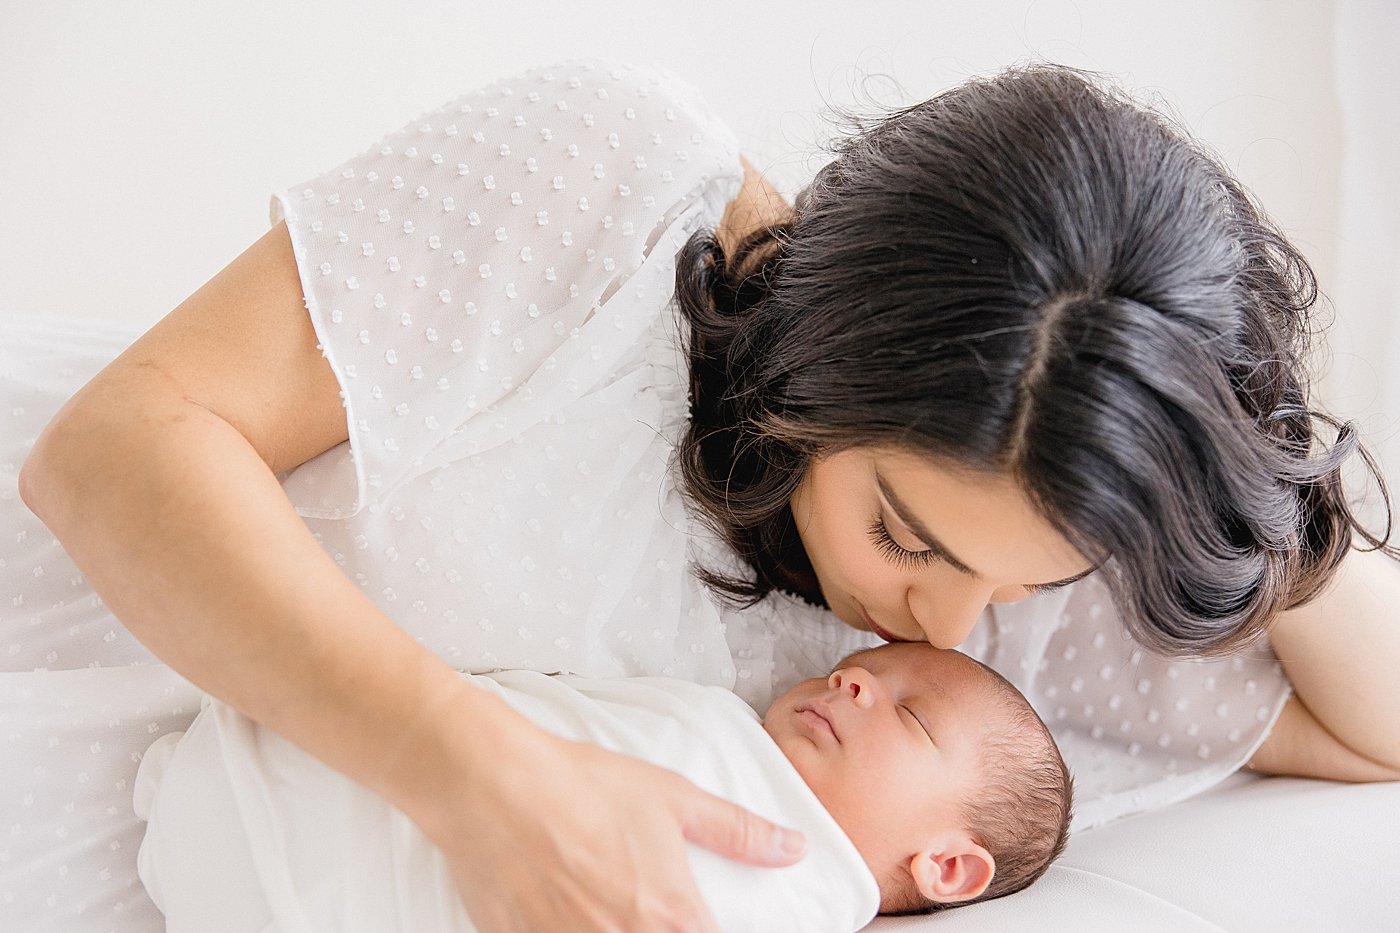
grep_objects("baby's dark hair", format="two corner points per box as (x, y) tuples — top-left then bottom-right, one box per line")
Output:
(677, 62), (1394, 659)
(887, 657), (1073, 914)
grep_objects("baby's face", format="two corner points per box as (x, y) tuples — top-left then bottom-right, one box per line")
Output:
(762, 643), (991, 866)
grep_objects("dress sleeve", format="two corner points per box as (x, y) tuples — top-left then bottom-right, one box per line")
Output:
(271, 59), (742, 518)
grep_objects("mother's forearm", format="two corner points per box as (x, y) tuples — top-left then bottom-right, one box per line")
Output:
(18, 384), (512, 829)
(1264, 546), (1400, 775)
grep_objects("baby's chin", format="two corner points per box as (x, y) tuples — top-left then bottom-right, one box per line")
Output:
(759, 715), (798, 766)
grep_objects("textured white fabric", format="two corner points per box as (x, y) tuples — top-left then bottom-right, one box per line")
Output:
(134, 672), (881, 933)
(963, 579), (1290, 831)
(268, 57), (879, 699)
(0, 56), (1290, 933)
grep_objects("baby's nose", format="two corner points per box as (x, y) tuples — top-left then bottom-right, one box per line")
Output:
(828, 667), (876, 708)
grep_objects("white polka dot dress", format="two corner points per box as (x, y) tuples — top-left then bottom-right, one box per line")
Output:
(273, 59), (762, 686)
(0, 58), (1291, 930)
(961, 575), (1290, 831)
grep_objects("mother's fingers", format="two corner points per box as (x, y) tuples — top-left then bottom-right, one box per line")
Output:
(444, 737), (735, 933)
(676, 777), (806, 868)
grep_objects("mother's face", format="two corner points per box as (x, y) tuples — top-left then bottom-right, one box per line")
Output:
(789, 447), (1095, 648)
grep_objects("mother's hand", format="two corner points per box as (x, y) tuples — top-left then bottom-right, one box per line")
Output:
(392, 686), (805, 933)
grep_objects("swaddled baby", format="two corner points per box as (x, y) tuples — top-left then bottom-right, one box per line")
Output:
(135, 643), (1072, 931)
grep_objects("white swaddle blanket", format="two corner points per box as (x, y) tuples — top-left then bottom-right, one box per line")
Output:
(134, 670), (880, 932)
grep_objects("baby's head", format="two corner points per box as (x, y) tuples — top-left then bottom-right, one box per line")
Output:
(762, 642), (1072, 914)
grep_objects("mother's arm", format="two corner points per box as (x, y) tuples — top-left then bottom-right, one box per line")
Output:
(20, 223), (801, 931)
(1248, 546), (1400, 780)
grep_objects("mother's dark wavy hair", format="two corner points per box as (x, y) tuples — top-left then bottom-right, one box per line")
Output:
(674, 63), (1393, 656)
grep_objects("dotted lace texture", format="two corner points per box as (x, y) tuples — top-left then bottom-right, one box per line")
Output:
(964, 575), (1290, 831)
(272, 59), (774, 691)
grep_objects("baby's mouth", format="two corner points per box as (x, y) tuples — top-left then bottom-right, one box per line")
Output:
(797, 703), (838, 741)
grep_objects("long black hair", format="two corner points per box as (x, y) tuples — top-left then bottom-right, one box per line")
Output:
(675, 63), (1392, 656)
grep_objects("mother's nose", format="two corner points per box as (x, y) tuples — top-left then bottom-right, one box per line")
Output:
(907, 584), (990, 649)
(828, 667), (876, 708)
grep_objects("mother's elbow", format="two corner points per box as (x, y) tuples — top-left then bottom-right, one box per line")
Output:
(1252, 695), (1400, 782)
(19, 398), (116, 528)
(19, 412), (71, 521)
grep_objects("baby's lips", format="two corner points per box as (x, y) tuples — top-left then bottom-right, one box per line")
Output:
(798, 702), (839, 742)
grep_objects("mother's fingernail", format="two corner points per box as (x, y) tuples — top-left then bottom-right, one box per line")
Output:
(776, 830), (805, 859)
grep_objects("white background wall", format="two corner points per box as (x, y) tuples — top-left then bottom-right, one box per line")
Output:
(3, 0), (1397, 489)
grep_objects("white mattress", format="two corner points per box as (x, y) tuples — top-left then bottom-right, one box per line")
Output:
(865, 772), (1400, 931)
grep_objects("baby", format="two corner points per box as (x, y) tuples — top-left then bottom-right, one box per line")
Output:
(135, 643), (1071, 932)
(765, 642), (1072, 915)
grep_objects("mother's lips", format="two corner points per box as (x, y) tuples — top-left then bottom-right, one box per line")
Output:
(861, 605), (913, 644)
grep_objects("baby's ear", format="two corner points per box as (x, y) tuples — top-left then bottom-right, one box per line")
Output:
(908, 833), (994, 904)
